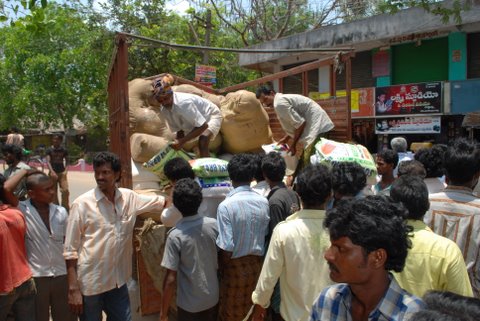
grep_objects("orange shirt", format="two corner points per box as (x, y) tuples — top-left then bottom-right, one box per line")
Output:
(0, 205), (32, 293)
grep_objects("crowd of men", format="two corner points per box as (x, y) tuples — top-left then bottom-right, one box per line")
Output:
(1, 85), (480, 321)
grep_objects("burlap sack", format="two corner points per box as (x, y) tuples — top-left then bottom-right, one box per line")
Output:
(220, 90), (273, 153)
(173, 84), (223, 108)
(136, 219), (168, 292)
(129, 78), (172, 137)
(130, 133), (171, 163)
(182, 132), (222, 153)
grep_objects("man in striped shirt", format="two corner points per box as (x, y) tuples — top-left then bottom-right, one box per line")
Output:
(64, 152), (166, 321)
(216, 153), (270, 321)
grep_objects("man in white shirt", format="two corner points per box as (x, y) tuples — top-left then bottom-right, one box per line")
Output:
(64, 152), (166, 321)
(256, 86), (334, 175)
(20, 172), (77, 321)
(251, 164), (333, 321)
(153, 74), (223, 158)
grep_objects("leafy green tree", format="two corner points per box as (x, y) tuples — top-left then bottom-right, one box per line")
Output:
(0, 3), (112, 131)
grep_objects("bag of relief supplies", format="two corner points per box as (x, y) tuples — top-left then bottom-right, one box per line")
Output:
(311, 138), (377, 185)
(143, 145), (193, 186)
(189, 158), (229, 178)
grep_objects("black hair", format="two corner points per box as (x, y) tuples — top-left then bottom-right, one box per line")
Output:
(414, 146), (445, 178)
(163, 157), (195, 182)
(173, 178), (203, 217)
(418, 290), (480, 321)
(2, 144), (23, 160)
(410, 310), (463, 321)
(296, 164), (331, 207)
(26, 172), (51, 190)
(261, 152), (286, 183)
(10, 126), (19, 133)
(325, 195), (411, 272)
(52, 133), (64, 140)
(251, 153), (265, 182)
(93, 152), (121, 173)
(397, 160), (426, 179)
(331, 162), (366, 197)
(255, 85), (275, 99)
(227, 153), (256, 183)
(377, 149), (399, 167)
(390, 175), (429, 220)
(443, 138), (480, 185)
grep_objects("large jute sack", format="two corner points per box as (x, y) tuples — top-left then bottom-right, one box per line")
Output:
(220, 90), (273, 153)
(182, 132), (223, 153)
(129, 78), (172, 137)
(172, 84), (223, 108)
(130, 133), (171, 163)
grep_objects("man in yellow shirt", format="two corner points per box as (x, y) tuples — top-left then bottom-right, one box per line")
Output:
(390, 175), (473, 297)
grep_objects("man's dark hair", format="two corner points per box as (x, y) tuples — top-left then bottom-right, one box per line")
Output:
(255, 86), (275, 99)
(296, 164), (331, 207)
(164, 157), (195, 182)
(26, 172), (51, 190)
(2, 144), (23, 160)
(377, 149), (399, 168)
(173, 178), (203, 217)
(414, 146), (445, 178)
(52, 133), (64, 140)
(251, 153), (265, 182)
(415, 290), (480, 321)
(443, 139), (480, 185)
(261, 152), (286, 183)
(325, 196), (411, 272)
(390, 175), (429, 220)
(331, 162), (366, 197)
(397, 160), (426, 178)
(227, 153), (256, 183)
(410, 310), (462, 321)
(10, 126), (20, 133)
(93, 152), (121, 173)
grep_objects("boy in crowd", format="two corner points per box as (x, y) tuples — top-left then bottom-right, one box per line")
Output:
(160, 178), (219, 321)
(20, 172), (77, 321)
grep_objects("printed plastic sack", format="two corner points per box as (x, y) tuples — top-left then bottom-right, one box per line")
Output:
(143, 145), (193, 186)
(197, 177), (232, 188)
(311, 138), (377, 185)
(189, 158), (229, 178)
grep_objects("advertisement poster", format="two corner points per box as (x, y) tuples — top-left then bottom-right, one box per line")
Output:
(375, 116), (441, 134)
(195, 64), (217, 85)
(374, 82), (442, 116)
(309, 87), (374, 117)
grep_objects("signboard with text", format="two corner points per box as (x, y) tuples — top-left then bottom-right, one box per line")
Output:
(375, 116), (441, 134)
(309, 87), (375, 118)
(195, 64), (217, 85)
(374, 82), (442, 117)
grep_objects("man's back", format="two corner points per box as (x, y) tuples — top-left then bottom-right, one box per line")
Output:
(425, 186), (480, 297)
(253, 209), (331, 321)
(393, 219), (472, 297)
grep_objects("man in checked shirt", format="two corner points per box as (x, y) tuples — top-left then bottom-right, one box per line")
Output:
(63, 152), (166, 321)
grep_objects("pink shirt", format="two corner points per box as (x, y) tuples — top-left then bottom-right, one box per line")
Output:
(0, 205), (32, 293)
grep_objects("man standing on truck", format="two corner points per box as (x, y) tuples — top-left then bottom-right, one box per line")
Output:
(153, 74), (223, 158)
(256, 86), (334, 175)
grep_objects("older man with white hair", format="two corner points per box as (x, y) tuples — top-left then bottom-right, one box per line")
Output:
(390, 137), (413, 177)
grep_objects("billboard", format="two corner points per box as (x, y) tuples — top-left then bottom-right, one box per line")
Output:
(375, 116), (441, 134)
(374, 82), (442, 116)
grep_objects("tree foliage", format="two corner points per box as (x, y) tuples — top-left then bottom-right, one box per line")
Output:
(0, 3), (112, 131)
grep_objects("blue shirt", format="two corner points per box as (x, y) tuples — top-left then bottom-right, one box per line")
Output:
(161, 215), (219, 312)
(310, 276), (424, 321)
(216, 185), (270, 258)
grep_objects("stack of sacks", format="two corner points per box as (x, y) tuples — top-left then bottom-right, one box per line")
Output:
(131, 160), (167, 222)
(143, 145), (193, 188)
(189, 158), (233, 219)
(220, 90), (273, 153)
(171, 84), (223, 154)
(310, 138), (378, 185)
